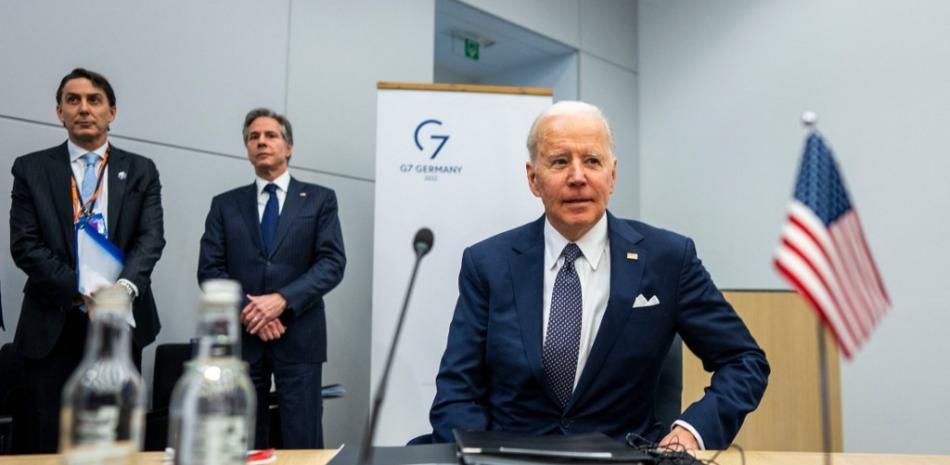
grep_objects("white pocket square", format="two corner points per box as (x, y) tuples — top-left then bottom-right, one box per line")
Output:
(632, 294), (660, 308)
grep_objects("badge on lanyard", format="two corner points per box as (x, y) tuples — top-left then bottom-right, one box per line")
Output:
(86, 212), (107, 237)
(72, 148), (110, 237)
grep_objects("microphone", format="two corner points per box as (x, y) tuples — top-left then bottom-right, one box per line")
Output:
(413, 227), (434, 257)
(358, 228), (434, 465)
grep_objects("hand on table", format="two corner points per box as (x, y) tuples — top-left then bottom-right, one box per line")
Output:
(659, 425), (700, 451)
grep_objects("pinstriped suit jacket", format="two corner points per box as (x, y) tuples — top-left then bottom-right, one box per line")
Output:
(197, 177), (346, 363)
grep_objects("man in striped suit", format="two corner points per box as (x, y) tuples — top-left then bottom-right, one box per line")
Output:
(197, 108), (346, 449)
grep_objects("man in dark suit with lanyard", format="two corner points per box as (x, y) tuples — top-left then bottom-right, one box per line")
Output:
(197, 108), (346, 449)
(8, 68), (165, 453)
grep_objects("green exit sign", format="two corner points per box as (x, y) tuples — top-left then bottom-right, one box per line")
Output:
(464, 38), (480, 61)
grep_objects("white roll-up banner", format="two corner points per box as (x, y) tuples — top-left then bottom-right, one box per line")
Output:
(372, 85), (552, 445)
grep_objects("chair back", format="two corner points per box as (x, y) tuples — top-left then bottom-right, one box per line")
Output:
(152, 343), (194, 411)
(655, 334), (683, 431)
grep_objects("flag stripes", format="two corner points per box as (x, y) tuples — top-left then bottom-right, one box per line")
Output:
(774, 132), (889, 359)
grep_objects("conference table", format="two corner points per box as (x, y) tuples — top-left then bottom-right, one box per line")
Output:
(0, 449), (338, 465)
(2, 445), (949, 465)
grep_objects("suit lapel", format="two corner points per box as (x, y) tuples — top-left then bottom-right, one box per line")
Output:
(510, 217), (560, 404)
(47, 143), (76, 257)
(569, 212), (645, 409)
(107, 146), (129, 239)
(267, 177), (305, 257)
(239, 183), (265, 255)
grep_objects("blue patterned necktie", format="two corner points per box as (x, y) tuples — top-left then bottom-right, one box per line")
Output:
(261, 183), (279, 254)
(81, 152), (100, 202)
(543, 243), (583, 408)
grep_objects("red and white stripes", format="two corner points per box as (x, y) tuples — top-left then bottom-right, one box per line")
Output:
(774, 200), (890, 359)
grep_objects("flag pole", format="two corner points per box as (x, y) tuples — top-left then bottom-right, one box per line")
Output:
(817, 321), (833, 465)
(802, 110), (832, 465)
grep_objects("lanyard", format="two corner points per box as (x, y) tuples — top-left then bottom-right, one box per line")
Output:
(71, 146), (111, 223)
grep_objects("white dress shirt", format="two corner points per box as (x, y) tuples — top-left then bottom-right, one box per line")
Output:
(67, 140), (109, 226)
(67, 139), (139, 325)
(541, 213), (705, 449)
(542, 213), (610, 390)
(255, 170), (291, 220)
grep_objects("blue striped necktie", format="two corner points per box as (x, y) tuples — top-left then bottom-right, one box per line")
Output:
(81, 152), (100, 202)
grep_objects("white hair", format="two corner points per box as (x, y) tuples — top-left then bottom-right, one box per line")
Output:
(525, 100), (614, 162)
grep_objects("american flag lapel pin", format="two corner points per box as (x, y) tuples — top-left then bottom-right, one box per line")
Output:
(626, 252), (638, 261)
(299, 192), (307, 197)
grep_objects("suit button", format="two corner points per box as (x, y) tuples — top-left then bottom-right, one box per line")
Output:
(561, 419), (573, 429)
(265, 261), (271, 266)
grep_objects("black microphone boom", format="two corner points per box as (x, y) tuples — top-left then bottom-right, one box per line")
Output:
(358, 228), (434, 465)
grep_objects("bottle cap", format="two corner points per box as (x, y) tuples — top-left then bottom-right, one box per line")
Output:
(201, 279), (242, 306)
(94, 285), (131, 316)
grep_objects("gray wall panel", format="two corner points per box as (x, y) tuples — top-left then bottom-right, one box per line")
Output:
(286, 0), (435, 182)
(2, 1), (289, 157)
(580, 0), (637, 71)
(580, 53), (639, 220)
(459, 0), (581, 47)
(485, 53), (579, 101)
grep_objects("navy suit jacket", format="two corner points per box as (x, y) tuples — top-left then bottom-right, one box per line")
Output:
(10, 142), (165, 358)
(430, 212), (769, 449)
(197, 177), (346, 364)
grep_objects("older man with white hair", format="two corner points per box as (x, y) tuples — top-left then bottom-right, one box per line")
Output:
(429, 101), (769, 450)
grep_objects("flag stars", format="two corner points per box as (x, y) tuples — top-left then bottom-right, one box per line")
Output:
(794, 133), (853, 225)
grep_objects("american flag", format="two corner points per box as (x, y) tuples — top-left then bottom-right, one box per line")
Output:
(774, 132), (890, 359)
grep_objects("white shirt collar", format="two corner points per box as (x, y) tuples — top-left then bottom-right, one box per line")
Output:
(544, 212), (609, 271)
(255, 169), (291, 195)
(67, 139), (109, 162)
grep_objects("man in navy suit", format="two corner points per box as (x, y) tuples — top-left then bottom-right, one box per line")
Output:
(430, 101), (769, 450)
(197, 108), (346, 449)
(9, 68), (165, 452)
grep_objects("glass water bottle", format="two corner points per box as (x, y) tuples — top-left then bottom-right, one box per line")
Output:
(168, 279), (256, 465)
(59, 285), (145, 465)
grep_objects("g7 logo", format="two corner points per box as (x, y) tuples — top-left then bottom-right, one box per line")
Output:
(414, 119), (450, 160)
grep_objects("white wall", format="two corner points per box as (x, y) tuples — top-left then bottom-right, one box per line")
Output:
(1, 0), (639, 449)
(474, 53), (580, 102)
(640, 0), (950, 454)
(462, 0), (640, 218)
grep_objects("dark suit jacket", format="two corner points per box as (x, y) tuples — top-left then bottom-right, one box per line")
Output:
(9, 142), (165, 359)
(430, 212), (769, 449)
(197, 177), (346, 364)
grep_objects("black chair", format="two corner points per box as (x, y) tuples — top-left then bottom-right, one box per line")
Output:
(144, 342), (345, 450)
(0, 343), (24, 455)
(407, 433), (433, 445)
(655, 335), (683, 431)
(144, 343), (194, 451)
